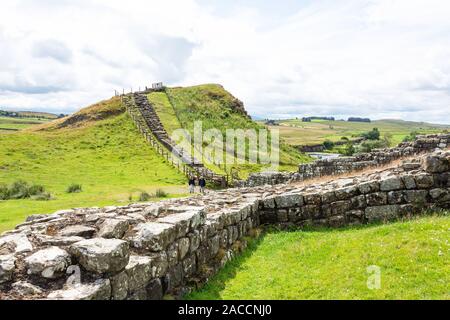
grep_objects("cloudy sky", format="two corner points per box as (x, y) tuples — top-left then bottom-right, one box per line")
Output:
(1, 0), (450, 123)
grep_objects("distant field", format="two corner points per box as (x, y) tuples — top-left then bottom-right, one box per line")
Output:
(262, 119), (450, 147)
(0, 99), (186, 232)
(188, 214), (450, 300)
(0, 116), (50, 132)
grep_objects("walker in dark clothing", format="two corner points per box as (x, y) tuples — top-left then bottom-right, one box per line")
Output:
(198, 177), (206, 194)
(188, 177), (196, 193)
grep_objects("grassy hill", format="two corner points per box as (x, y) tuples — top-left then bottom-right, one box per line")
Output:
(148, 84), (310, 178)
(188, 214), (449, 300)
(0, 97), (186, 232)
(265, 118), (450, 147)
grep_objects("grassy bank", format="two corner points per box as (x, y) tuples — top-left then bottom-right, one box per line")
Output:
(188, 214), (449, 300)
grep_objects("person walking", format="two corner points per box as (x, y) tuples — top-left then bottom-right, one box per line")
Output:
(188, 176), (196, 194)
(198, 176), (206, 194)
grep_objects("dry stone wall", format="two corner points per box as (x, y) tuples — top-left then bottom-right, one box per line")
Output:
(0, 150), (449, 300)
(240, 133), (450, 187)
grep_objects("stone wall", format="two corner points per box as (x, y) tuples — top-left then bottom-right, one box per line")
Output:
(0, 150), (449, 300)
(239, 133), (450, 187)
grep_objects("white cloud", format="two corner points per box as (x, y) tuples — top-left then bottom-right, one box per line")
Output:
(0, 0), (450, 123)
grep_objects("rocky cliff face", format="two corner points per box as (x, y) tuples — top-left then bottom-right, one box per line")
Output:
(0, 150), (449, 300)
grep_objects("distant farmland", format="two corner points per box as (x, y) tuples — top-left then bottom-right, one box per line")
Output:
(261, 118), (450, 147)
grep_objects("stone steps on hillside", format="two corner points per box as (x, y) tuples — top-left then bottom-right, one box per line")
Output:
(123, 92), (227, 186)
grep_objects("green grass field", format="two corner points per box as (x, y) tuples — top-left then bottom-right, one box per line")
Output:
(0, 116), (50, 132)
(0, 99), (186, 233)
(148, 85), (311, 178)
(188, 214), (449, 300)
(265, 118), (450, 147)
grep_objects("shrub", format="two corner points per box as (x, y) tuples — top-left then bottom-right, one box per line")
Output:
(361, 128), (380, 140)
(403, 131), (419, 142)
(66, 183), (82, 193)
(0, 184), (9, 200)
(339, 141), (355, 156)
(9, 180), (30, 199)
(155, 189), (168, 198)
(355, 140), (388, 153)
(0, 180), (50, 201)
(323, 140), (335, 150)
(28, 184), (45, 196)
(139, 192), (151, 202)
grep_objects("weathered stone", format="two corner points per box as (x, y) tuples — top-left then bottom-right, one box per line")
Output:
(262, 197), (276, 209)
(125, 255), (153, 292)
(128, 222), (176, 251)
(0, 233), (33, 254)
(304, 193), (322, 205)
(300, 205), (320, 219)
(36, 235), (84, 246)
(110, 271), (128, 300)
(0, 254), (16, 283)
(25, 247), (71, 279)
(182, 253), (196, 276)
(365, 205), (401, 222)
(415, 174), (434, 189)
(404, 190), (429, 204)
(146, 278), (163, 300)
(167, 263), (183, 290)
(276, 209), (289, 222)
(69, 238), (129, 274)
(380, 177), (404, 191)
(187, 231), (201, 253)
(59, 225), (96, 238)
(11, 281), (43, 296)
(158, 209), (206, 237)
(177, 237), (190, 260)
(47, 279), (111, 300)
(166, 242), (178, 267)
(275, 193), (302, 208)
(402, 175), (416, 189)
(423, 154), (449, 173)
(335, 186), (358, 200)
(149, 252), (168, 278)
(366, 192), (388, 206)
(328, 215), (345, 227)
(351, 195), (367, 209)
(97, 219), (129, 239)
(207, 235), (220, 257)
(321, 191), (337, 204)
(388, 191), (405, 204)
(127, 287), (147, 300)
(331, 201), (352, 216)
(358, 181), (380, 194)
(429, 188), (450, 203)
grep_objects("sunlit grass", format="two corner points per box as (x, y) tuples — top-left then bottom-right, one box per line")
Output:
(188, 214), (450, 300)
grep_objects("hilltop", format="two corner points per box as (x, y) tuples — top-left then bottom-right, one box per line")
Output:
(147, 84), (310, 178)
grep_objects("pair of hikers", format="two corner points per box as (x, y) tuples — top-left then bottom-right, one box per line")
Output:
(188, 176), (206, 194)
